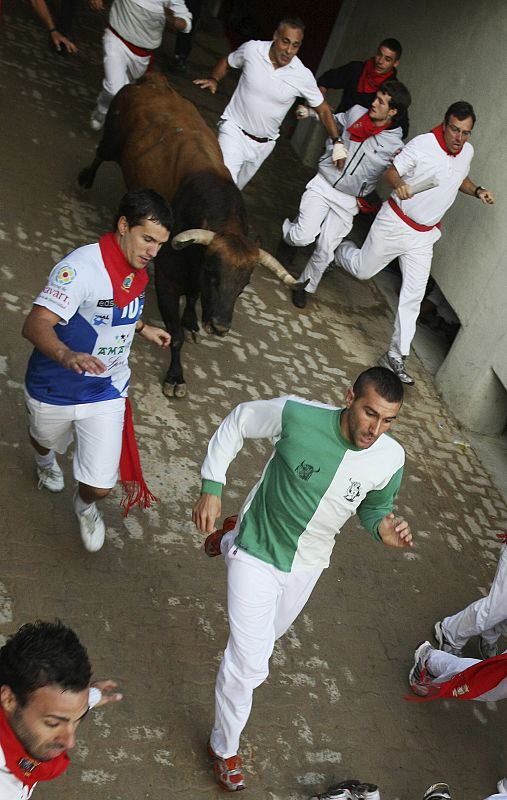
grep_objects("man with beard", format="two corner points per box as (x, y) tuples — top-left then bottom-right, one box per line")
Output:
(0, 620), (121, 798)
(192, 366), (412, 791)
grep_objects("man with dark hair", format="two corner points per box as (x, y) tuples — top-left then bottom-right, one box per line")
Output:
(192, 367), (411, 790)
(23, 189), (172, 552)
(335, 101), (495, 385)
(280, 80), (411, 308)
(317, 38), (402, 117)
(89, 0), (192, 131)
(0, 620), (121, 798)
(194, 18), (341, 189)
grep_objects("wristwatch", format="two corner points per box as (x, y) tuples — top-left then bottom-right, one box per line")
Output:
(474, 185), (485, 198)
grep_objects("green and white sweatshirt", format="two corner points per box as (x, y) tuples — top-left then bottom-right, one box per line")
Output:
(201, 396), (405, 573)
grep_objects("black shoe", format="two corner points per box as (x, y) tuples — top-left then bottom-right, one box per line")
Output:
(170, 55), (187, 74)
(275, 238), (297, 267)
(292, 288), (308, 308)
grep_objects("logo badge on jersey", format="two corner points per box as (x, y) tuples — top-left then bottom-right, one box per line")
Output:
(111, 295), (145, 327)
(344, 479), (361, 502)
(121, 272), (135, 292)
(93, 313), (110, 326)
(54, 265), (76, 286)
(294, 460), (321, 481)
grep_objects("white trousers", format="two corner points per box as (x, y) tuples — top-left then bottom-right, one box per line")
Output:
(95, 28), (151, 116)
(335, 202), (441, 358)
(428, 647), (507, 702)
(210, 545), (322, 758)
(217, 119), (276, 190)
(282, 174), (358, 293)
(442, 545), (507, 648)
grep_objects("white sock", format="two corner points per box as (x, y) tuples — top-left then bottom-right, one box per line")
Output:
(34, 450), (56, 469)
(74, 491), (94, 515)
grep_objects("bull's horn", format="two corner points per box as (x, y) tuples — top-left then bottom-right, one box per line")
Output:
(257, 249), (298, 286)
(171, 229), (216, 250)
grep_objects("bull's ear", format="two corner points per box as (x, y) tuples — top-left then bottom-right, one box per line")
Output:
(171, 229), (215, 250)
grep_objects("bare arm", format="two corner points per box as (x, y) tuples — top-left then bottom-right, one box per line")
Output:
(313, 101), (339, 141)
(22, 305), (106, 375)
(459, 176), (495, 204)
(384, 164), (413, 200)
(164, 7), (189, 31)
(193, 56), (230, 93)
(29, 0), (78, 52)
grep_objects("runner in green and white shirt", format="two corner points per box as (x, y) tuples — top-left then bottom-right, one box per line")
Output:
(192, 367), (412, 792)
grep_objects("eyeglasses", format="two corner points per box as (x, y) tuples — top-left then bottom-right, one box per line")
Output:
(446, 123), (472, 138)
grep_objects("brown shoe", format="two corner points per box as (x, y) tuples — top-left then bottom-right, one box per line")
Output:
(204, 515), (238, 557)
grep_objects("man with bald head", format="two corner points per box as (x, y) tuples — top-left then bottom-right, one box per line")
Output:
(194, 17), (342, 189)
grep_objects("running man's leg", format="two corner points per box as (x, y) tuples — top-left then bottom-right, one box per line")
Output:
(211, 550), (320, 758)
(334, 203), (403, 280)
(443, 545), (507, 649)
(428, 648), (507, 702)
(389, 243), (434, 359)
(299, 205), (355, 294)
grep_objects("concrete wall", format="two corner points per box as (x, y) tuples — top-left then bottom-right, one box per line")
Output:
(294, 0), (506, 434)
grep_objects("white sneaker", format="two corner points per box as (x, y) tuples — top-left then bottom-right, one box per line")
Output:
(37, 461), (64, 492)
(90, 108), (106, 131)
(75, 501), (106, 552)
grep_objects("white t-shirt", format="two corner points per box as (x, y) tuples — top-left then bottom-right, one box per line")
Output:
(109, 0), (192, 49)
(222, 40), (323, 140)
(391, 132), (473, 226)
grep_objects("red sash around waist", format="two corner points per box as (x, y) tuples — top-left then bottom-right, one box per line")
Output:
(108, 25), (153, 57)
(388, 197), (440, 232)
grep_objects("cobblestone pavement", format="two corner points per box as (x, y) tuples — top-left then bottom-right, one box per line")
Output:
(1, 6), (506, 800)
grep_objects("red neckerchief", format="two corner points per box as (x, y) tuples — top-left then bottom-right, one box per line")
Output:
(406, 653), (507, 703)
(0, 706), (69, 789)
(98, 232), (149, 310)
(357, 57), (394, 94)
(347, 112), (391, 142)
(431, 124), (462, 157)
(98, 232), (157, 516)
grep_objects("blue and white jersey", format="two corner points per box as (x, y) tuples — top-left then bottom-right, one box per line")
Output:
(25, 243), (143, 405)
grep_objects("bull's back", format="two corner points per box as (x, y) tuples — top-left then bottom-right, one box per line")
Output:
(104, 73), (230, 203)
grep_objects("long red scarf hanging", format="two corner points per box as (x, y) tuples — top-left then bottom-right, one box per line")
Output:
(347, 112), (390, 142)
(431, 124), (462, 157)
(357, 57), (394, 94)
(0, 706), (69, 789)
(98, 232), (158, 516)
(407, 653), (507, 703)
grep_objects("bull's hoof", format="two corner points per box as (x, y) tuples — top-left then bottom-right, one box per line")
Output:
(162, 381), (175, 398)
(162, 381), (187, 399)
(184, 329), (200, 343)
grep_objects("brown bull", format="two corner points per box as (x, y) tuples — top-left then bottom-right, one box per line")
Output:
(78, 72), (299, 397)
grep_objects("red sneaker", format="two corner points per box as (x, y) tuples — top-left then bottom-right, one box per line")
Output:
(207, 740), (246, 791)
(204, 515), (238, 558)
